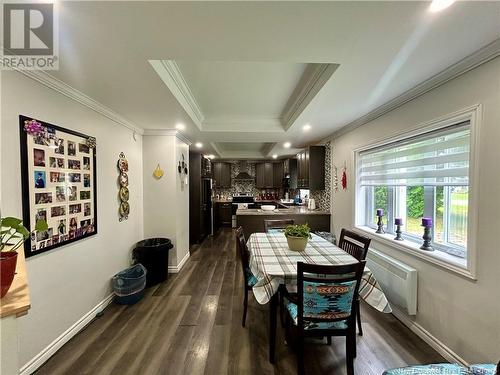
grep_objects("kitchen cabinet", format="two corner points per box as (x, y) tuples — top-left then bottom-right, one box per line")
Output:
(297, 146), (325, 190)
(201, 156), (212, 178)
(255, 162), (266, 188)
(219, 202), (232, 226)
(273, 162), (284, 188)
(284, 158), (298, 189)
(264, 162), (274, 188)
(256, 162), (283, 188)
(213, 162), (231, 188)
(213, 201), (232, 232)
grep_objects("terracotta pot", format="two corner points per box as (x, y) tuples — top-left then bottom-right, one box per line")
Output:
(286, 235), (308, 252)
(0, 251), (18, 298)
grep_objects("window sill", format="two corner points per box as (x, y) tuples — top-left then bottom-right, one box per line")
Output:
(354, 226), (476, 280)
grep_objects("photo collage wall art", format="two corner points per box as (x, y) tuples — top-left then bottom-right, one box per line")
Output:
(19, 115), (98, 257)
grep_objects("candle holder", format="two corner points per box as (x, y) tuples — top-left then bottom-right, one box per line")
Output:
(375, 214), (385, 234)
(394, 224), (403, 241)
(420, 225), (434, 251)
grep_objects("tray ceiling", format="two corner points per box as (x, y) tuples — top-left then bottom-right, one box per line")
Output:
(150, 60), (338, 133)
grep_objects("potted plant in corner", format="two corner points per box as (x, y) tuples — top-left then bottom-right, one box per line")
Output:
(284, 223), (312, 252)
(0, 216), (47, 298)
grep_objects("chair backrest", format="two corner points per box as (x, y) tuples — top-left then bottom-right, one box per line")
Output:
(296, 261), (366, 329)
(264, 219), (295, 233)
(338, 229), (371, 261)
(235, 226), (250, 271)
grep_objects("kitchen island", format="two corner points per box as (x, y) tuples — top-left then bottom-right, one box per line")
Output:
(236, 206), (331, 237)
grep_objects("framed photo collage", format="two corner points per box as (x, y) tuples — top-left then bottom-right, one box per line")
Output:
(19, 115), (98, 258)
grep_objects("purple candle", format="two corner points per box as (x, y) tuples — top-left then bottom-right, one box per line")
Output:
(421, 217), (433, 227)
(395, 218), (403, 226)
(376, 208), (384, 216)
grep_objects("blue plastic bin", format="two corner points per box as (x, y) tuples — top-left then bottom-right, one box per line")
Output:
(112, 264), (147, 305)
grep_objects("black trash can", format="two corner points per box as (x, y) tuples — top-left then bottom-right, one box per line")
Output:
(132, 238), (173, 288)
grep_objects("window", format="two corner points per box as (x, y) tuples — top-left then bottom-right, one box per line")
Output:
(357, 121), (470, 259)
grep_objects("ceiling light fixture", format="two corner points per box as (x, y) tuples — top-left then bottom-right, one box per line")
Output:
(302, 124), (311, 131)
(175, 123), (185, 131)
(272, 154), (278, 159)
(195, 142), (203, 148)
(283, 142), (291, 149)
(429, 0), (455, 12)
(207, 154), (215, 159)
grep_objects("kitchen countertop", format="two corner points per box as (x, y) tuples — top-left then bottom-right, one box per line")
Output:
(212, 199), (233, 203)
(236, 207), (330, 215)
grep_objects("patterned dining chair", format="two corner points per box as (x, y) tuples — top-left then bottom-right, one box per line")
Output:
(235, 227), (257, 327)
(338, 228), (371, 336)
(264, 219), (295, 233)
(283, 261), (366, 375)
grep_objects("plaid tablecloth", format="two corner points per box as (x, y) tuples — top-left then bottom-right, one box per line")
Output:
(248, 232), (392, 313)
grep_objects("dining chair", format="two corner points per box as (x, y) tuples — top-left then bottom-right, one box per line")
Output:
(283, 261), (366, 375)
(235, 226), (257, 327)
(264, 219), (295, 233)
(338, 228), (371, 336)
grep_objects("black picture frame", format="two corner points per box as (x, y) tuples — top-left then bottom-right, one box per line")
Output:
(19, 115), (98, 258)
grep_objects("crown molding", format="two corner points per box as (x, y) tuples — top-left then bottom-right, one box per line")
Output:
(142, 129), (192, 145)
(149, 60), (204, 131)
(281, 63), (339, 131)
(209, 142), (223, 158)
(330, 38), (500, 140)
(16, 69), (144, 135)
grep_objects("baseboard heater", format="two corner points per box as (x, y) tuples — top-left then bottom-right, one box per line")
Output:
(366, 248), (418, 315)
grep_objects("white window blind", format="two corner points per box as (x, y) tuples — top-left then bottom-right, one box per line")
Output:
(359, 122), (470, 187)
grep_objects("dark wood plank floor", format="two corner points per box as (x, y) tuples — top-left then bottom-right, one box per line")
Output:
(36, 228), (443, 375)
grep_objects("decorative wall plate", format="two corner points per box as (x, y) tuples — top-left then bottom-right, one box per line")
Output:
(119, 186), (129, 201)
(119, 172), (129, 187)
(119, 201), (130, 217)
(117, 157), (129, 172)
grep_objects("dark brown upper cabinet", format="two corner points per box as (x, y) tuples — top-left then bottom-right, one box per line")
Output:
(284, 158), (298, 189)
(212, 162), (231, 188)
(273, 162), (284, 188)
(297, 146), (325, 190)
(255, 162), (284, 188)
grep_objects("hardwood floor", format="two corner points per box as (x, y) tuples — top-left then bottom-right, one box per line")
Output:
(36, 228), (443, 375)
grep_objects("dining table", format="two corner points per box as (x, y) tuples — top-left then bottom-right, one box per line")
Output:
(247, 231), (392, 363)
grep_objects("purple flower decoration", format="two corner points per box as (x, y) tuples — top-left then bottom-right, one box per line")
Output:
(86, 136), (96, 148)
(24, 119), (45, 136)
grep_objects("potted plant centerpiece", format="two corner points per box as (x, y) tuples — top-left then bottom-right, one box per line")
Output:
(0, 216), (47, 298)
(284, 224), (312, 252)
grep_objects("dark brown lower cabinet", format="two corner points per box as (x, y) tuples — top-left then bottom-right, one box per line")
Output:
(214, 202), (232, 233)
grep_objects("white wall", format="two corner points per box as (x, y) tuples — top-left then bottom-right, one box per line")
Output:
(142, 133), (190, 268)
(328, 57), (500, 363)
(1, 71), (144, 366)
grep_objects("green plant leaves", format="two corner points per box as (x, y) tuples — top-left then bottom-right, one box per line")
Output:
(1, 217), (22, 228)
(284, 223), (311, 239)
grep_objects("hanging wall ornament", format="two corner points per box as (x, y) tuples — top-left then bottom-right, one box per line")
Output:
(153, 164), (164, 179)
(341, 162), (347, 190)
(117, 152), (129, 221)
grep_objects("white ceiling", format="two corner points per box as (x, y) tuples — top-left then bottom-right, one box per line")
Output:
(174, 61), (306, 120)
(48, 1), (500, 159)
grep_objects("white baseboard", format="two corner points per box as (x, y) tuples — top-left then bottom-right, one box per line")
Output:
(168, 251), (190, 273)
(20, 294), (114, 375)
(391, 306), (468, 367)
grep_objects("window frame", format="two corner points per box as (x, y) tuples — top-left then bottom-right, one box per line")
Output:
(353, 105), (481, 280)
